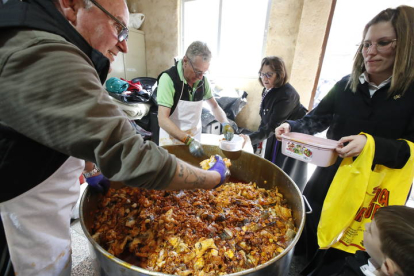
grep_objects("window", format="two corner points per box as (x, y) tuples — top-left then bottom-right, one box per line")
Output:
(182, 0), (271, 78)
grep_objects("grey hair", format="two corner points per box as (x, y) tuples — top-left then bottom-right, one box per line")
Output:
(185, 41), (212, 62)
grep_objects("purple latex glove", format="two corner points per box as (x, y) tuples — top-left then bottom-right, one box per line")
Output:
(208, 155), (230, 188)
(86, 174), (110, 194)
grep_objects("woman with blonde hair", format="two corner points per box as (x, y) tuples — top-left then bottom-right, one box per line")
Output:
(275, 5), (414, 275)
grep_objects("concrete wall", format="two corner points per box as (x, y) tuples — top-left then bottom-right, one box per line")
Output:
(127, 0), (180, 78)
(127, 0), (334, 131)
(289, 0), (333, 109)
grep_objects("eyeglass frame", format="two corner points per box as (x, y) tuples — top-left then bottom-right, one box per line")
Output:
(258, 72), (275, 79)
(89, 0), (129, 42)
(360, 39), (397, 53)
(186, 56), (207, 78)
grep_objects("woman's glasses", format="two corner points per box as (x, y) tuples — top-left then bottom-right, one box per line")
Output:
(258, 72), (275, 79)
(89, 0), (129, 42)
(361, 39), (396, 54)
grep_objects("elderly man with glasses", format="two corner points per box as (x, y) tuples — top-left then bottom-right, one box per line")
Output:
(156, 41), (235, 156)
(0, 0), (228, 275)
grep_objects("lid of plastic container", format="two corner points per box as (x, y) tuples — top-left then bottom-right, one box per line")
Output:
(281, 132), (340, 149)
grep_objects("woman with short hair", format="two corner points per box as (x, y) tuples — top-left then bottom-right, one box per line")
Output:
(244, 56), (308, 191)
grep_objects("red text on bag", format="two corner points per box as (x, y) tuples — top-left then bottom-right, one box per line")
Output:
(354, 187), (390, 222)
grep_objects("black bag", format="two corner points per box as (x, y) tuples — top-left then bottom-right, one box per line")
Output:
(131, 77), (158, 105)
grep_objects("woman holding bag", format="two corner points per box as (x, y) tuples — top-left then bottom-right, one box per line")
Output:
(275, 5), (414, 275)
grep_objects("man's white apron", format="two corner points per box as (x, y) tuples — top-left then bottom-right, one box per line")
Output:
(159, 87), (203, 146)
(0, 157), (84, 276)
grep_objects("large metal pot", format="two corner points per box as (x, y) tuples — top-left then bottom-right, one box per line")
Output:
(80, 145), (305, 276)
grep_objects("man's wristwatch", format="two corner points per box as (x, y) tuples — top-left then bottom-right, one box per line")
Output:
(83, 164), (100, 178)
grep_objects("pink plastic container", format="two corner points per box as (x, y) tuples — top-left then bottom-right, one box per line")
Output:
(281, 132), (340, 167)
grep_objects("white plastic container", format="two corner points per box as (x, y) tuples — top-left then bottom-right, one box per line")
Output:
(281, 132), (340, 167)
(219, 135), (244, 160)
(219, 135), (244, 152)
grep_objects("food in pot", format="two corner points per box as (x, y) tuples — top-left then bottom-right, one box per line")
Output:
(91, 182), (297, 276)
(199, 155), (231, 170)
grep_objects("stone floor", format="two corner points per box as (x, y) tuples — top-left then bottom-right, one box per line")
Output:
(70, 220), (95, 275)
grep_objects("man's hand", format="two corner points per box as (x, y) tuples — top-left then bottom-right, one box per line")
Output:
(86, 174), (110, 194)
(222, 122), (234, 141)
(208, 155), (230, 188)
(187, 137), (205, 157)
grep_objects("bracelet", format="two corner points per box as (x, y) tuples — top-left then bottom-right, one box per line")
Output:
(186, 137), (194, 146)
(83, 164), (100, 178)
(182, 135), (192, 145)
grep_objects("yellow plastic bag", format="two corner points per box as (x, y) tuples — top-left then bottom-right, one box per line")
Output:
(317, 133), (414, 254)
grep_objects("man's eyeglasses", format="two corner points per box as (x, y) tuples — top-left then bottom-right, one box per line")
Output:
(186, 56), (207, 78)
(360, 39), (396, 54)
(259, 72), (275, 79)
(89, 0), (129, 42)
